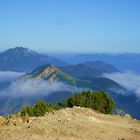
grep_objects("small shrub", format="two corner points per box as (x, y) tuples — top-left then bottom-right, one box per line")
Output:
(55, 102), (62, 110)
(21, 100), (55, 117)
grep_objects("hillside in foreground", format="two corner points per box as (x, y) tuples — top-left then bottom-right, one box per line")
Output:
(0, 107), (140, 140)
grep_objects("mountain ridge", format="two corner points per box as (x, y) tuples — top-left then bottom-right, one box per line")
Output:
(59, 63), (103, 79)
(84, 60), (119, 73)
(22, 64), (77, 86)
(0, 47), (67, 72)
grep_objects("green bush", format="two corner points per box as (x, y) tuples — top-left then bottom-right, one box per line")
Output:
(21, 90), (115, 116)
(55, 102), (62, 110)
(63, 90), (114, 114)
(21, 100), (54, 116)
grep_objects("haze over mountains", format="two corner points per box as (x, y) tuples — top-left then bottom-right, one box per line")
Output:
(0, 47), (66, 72)
(59, 62), (119, 80)
(0, 47), (140, 119)
(52, 53), (140, 74)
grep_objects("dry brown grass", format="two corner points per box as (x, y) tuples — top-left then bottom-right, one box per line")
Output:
(0, 107), (140, 140)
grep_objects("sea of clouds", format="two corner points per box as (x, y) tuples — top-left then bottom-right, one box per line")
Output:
(0, 71), (24, 83)
(103, 72), (140, 98)
(0, 71), (79, 97)
(0, 80), (79, 97)
(0, 71), (140, 99)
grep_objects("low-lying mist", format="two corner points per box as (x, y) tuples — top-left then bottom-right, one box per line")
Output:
(0, 71), (24, 83)
(0, 79), (80, 98)
(103, 72), (140, 98)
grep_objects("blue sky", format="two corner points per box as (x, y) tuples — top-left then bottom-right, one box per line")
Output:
(0, 0), (140, 53)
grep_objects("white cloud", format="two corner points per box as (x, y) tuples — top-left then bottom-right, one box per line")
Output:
(0, 79), (79, 97)
(103, 72), (140, 98)
(0, 71), (24, 83)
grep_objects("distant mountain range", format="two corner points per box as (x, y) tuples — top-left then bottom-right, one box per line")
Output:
(0, 47), (66, 72)
(59, 63), (102, 79)
(59, 62), (119, 80)
(0, 47), (121, 74)
(74, 53), (140, 73)
(84, 61), (119, 73)
(51, 53), (140, 73)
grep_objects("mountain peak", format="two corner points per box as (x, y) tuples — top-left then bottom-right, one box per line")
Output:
(23, 64), (76, 84)
(4, 47), (38, 56)
(0, 47), (67, 71)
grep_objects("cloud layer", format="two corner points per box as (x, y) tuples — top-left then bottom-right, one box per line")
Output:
(0, 79), (79, 97)
(0, 71), (24, 83)
(103, 72), (140, 98)
(0, 71), (80, 98)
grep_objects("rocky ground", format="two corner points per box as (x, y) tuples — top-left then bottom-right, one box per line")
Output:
(0, 107), (140, 140)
